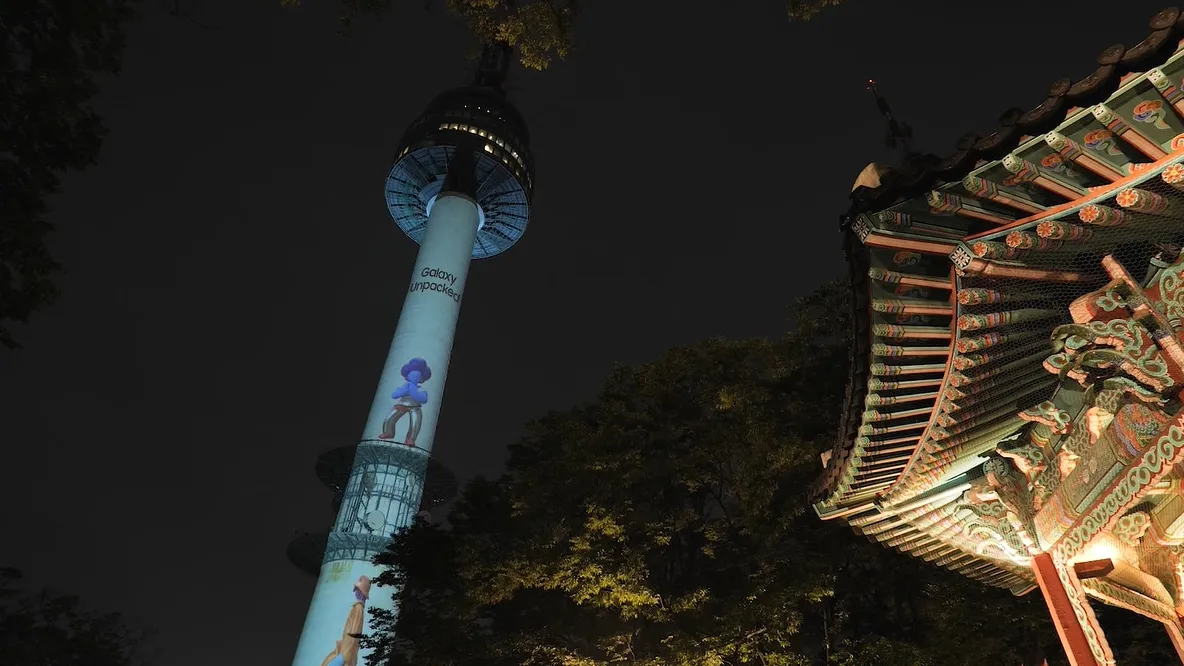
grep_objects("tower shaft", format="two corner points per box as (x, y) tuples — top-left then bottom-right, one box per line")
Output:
(290, 191), (481, 666)
(363, 191), (480, 451)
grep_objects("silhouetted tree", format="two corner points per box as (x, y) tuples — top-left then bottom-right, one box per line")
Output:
(1, 0), (135, 349)
(0, 567), (153, 665)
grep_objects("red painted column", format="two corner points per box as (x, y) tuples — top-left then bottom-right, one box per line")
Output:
(1031, 552), (1115, 666)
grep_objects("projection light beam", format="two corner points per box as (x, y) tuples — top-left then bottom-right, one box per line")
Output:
(285, 42), (534, 666)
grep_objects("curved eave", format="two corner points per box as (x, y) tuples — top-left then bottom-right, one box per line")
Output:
(813, 227), (875, 510)
(882, 149), (1184, 505)
(818, 6), (1184, 512)
(814, 219), (960, 510)
(819, 149), (1184, 511)
(845, 496), (1035, 591)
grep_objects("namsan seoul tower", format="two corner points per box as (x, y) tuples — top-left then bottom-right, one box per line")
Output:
(287, 41), (534, 666)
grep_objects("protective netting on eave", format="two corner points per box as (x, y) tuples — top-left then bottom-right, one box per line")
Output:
(814, 241), (964, 516)
(816, 19), (1184, 597)
(884, 155), (1184, 507)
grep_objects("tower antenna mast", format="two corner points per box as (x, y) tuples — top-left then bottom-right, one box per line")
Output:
(867, 79), (915, 157)
(472, 41), (513, 91)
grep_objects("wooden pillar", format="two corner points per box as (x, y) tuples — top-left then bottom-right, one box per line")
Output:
(1164, 619), (1184, 664)
(1031, 552), (1115, 666)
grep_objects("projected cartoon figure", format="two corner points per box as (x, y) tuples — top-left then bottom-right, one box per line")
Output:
(377, 357), (431, 447)
(320, 575), (370, 666)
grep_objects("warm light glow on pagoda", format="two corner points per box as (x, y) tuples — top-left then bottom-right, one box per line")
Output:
(1075, 540), (1121, 566)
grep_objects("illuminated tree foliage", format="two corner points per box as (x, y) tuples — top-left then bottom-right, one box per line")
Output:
(0, 0), (134, 349)
(786, 0), (845, 22)
(367, 282), (1177, 666)
(0, 568), (152, 665)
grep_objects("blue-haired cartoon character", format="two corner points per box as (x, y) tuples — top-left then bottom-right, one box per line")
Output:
(378, 357), (431, 447)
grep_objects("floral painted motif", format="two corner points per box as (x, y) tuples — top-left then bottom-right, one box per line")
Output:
(1156, 257), (1184, 327)
(1094, 288), (1128, 314)
(1065, 417), (1182, 553)
(1084, 128), (1125, 157)
(892, 251), (921, 266)
(1133, 99), (1172, 130)
(894, 314), (932, 325)
(1111, 402), (1172, 460)
(1112, 511), (1152, 547)
(1040, 152), (1079, 176)
(1068, 319), (1174, 391)
(1020, 401), (1074, 434)
(894, 285), (927, 299)
(1001, 172), (1039, 191)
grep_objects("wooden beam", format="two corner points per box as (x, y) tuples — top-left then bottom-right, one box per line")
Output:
(868, 267), (953, 290)
(1073, 559), (1115, 580)
(1093, 104), (1167, 160)
(1032, 552), (1115, 666)
(956, 256), (1093, 283)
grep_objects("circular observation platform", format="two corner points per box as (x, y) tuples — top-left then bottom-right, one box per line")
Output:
(385, 86), (535, 259)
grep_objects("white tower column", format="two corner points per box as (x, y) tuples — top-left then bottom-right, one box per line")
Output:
(361, 191), (481, 451)
(289, 192), (480, 666)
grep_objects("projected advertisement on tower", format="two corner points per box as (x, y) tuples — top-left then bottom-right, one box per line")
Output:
(292, 194), (478, 666)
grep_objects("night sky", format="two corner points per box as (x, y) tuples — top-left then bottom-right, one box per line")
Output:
(0, 0), (1172, 662)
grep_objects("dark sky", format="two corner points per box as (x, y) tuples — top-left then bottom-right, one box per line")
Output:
(0, 0), (1172, 662)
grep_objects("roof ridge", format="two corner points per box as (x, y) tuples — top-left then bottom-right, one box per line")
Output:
(849, 6), (1184, 215)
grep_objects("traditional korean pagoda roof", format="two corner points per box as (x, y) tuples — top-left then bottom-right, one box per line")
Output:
(814, 6), (1184, 593)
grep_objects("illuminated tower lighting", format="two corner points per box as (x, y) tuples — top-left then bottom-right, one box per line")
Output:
(287, 42), (533, 666)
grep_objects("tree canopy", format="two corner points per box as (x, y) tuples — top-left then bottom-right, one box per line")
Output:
(363, 281), (1181, 666)
(0, 567), (152, 665)
(0, 0), (135, 349)
(786, 1), (845, 22)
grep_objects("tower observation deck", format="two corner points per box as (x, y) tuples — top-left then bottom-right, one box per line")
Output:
(287, 42), (534, 666)
(386, 44), (534, 258)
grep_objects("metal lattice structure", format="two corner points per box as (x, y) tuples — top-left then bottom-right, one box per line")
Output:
(331, 441), (428, 541)
(287, 443), (461, 574)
